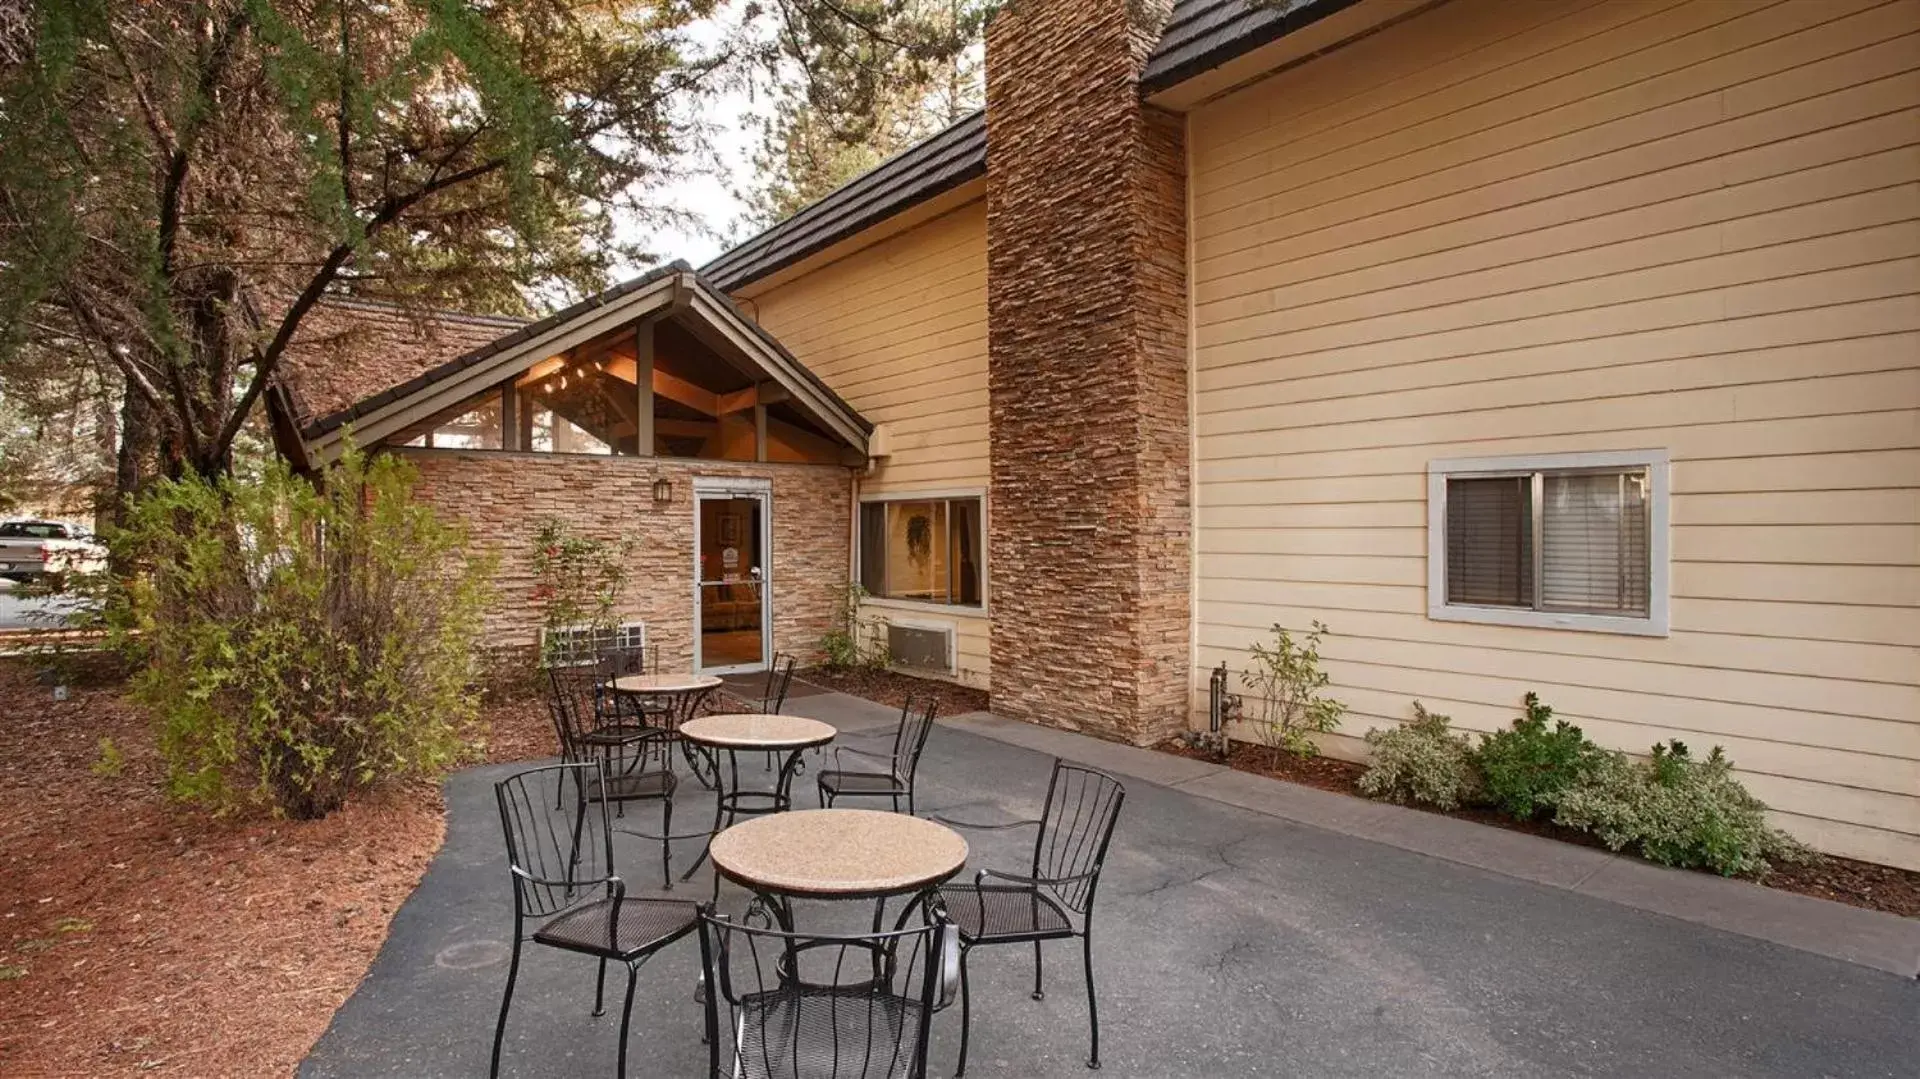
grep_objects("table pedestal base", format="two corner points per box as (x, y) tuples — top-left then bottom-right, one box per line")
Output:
(682, 746), (809, 884)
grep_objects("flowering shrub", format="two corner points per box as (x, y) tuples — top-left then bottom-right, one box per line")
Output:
(1239, 621), (1346, 762)
(530, 519), (633, 666)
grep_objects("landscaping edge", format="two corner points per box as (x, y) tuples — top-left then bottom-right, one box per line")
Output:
(937, 710), (1920, 981)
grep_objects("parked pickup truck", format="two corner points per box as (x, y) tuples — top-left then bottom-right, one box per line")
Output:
(0, 520), (109, 583)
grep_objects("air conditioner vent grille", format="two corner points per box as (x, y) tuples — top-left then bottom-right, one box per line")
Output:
(541, 622), (646, 668)
(887, 622), (955, 676)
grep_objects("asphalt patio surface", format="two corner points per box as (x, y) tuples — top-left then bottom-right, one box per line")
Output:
(303, 689), (1919, 1078)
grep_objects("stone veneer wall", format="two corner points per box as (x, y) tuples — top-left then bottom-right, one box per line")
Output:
(396, 448), (852, 673)
(984, 0), (1191, 745)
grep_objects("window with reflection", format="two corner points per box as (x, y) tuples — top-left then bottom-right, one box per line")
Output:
(516, 356), (625, 455)
(859, 496), (983, 607)
(398, 392), (502, 449)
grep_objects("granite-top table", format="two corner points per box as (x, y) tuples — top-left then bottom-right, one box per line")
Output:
(710, 808), (969, 900)
(676, 713), (837, 882)
(609, 673), (723, 785)
(608, 672), (722, 722)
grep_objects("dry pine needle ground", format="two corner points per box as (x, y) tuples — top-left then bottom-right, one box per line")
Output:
(0, 658), (565, 1076)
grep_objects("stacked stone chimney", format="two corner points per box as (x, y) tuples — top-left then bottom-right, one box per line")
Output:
(985, 0), (1191, 745)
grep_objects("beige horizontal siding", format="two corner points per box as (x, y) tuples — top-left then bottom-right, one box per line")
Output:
(1188, 0), (1920, 868)
(870, 604), (992, 690)
(744, 201), (992, 688)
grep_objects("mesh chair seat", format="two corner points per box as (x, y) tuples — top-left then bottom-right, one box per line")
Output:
(533, 896), (699, 959)
(604, 686), (673, 711)
(815, 769), (905, 797)
(578, 722), (665, 749)
(732, 986), (927, 1079)
(936, 883), (1073, 943)
(585, 767), (676, 802)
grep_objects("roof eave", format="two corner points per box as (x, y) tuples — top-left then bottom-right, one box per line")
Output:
(294, 268), (871, 467)
(701, 111), (987, 294)
(1139, 0), (1366, 97)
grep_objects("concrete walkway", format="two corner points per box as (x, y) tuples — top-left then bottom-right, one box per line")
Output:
(941, 712), (1920, 980)
(303, 691), (1919, 1078)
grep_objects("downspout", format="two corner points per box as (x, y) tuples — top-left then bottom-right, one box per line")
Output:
(1184, 108), (1204, 737)
(849, 467), (863, 587)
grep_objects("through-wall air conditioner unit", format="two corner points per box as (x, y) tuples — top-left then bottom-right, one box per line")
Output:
(541, 622), (646, 668)
(887, 619), (956, 677)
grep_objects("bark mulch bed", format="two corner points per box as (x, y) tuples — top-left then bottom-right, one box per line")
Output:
(1156, 739), (1920, 920)
(0, 658), (447, 1076)
(797, 666), (989, 719)
(476, 691), (556, 766)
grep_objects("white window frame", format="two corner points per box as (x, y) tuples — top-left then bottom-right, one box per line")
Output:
(856, 488), (989, 616)
(1427, 449), (1670, 637)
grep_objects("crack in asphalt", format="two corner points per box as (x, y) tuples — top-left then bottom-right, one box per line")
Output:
(1116, 835), (1252, 902)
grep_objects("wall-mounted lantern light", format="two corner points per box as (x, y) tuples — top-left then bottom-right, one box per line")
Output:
(652, 476), (673, 505)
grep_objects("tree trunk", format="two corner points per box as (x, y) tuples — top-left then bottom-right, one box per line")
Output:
(91, 372), (120, 532)
(113, 387), (160, 523)
(179, 268), (243, 481)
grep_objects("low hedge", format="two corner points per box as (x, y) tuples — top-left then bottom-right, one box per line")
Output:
(1359, 694), (1807, 878)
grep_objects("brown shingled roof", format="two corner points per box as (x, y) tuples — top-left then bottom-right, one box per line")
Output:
(275, 299), (528, 431)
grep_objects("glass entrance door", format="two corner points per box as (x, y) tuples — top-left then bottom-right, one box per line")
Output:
(695, 491), (769, 673)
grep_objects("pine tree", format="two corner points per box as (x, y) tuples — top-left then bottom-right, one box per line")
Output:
(737, 0), (988, 230)
(0, 0), (719, 490)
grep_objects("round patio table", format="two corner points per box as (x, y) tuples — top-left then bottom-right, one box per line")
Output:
(609, 673), (723, 785)
(712, 810), (968, 1001)
(609, 672), (723, 719)
(710, 808), (968, 901)
(677, 714), (837, 881)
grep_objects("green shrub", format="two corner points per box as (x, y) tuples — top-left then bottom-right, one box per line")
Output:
(1555, 741), (1808, 877)
(1239, 621), (1346, 762)
(104, 449), (492, 819)
(529, 519), (633, 667)
(818, 583), (888, 671)
(1358, 702), (1483, 810)
(90, 737), (125, 779)
(1476, 692), (1604, 820)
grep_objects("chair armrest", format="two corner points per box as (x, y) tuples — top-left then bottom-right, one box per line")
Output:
(511, 866), (623, 890)
(603, 874), (628, 942)
(831, 744), (894, 768)
(935, 919), (961, 1011)
(974, 864), (1099, 889)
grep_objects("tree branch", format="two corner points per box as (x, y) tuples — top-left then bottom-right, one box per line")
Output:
(337, 0), (354, 212)
(156, 8), (249, 279)
(100, 21), (177, 159)
(215, 154), (512, 455)
(59, 286), (168, 418)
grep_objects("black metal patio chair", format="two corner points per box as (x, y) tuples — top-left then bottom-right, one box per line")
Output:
(594, 642), (670, 728)
(816, 695), (938, 815)
(718, 652), (800, 773)
(549, 673), (677, 884)
(696, 904), (958, 1078)
(725, 651), (798, 715)
(491, 761), (699, 1078)
(934, 759), (1126, 1074)
(547, 662), (654, 749)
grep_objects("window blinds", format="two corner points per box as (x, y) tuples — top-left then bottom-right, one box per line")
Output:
(1445, 476), (1532, 607)
(1541, 472), (1649, 615)
(1444, 469), (1649, 615)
